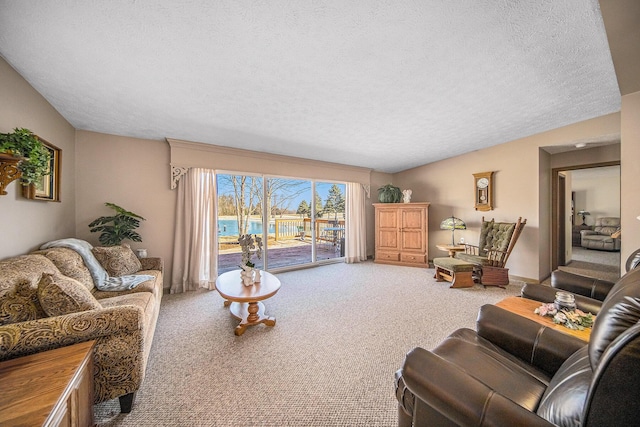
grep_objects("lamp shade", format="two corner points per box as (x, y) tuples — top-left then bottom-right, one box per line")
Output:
(577, 210), (591, 225)
(440, 217), (467, 230)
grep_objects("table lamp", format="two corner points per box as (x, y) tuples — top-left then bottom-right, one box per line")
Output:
(577, 210), (590, 225)
(440, 216), (466, 246)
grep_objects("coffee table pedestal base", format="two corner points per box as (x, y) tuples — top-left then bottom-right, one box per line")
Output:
(225, 301), (276, 336)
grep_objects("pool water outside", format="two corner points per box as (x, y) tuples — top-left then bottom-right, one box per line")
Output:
(218, 219), (275, 236)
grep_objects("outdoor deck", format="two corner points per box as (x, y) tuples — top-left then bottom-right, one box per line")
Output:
(218, 240), (343, 273)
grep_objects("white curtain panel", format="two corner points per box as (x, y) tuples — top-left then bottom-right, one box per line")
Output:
(345, 182), (367, 263)
(171, 168), (218, 293)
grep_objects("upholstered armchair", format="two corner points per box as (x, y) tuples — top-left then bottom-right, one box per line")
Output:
(395, 266), (640, 426)
(580, 217), (621, 251)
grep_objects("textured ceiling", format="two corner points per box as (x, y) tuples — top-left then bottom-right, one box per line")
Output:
(0, 1), (621, 173)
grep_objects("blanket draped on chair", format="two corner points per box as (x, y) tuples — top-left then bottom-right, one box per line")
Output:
(40, 238), (153, 291)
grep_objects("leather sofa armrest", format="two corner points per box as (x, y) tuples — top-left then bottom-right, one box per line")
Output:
(476, 304), (586, 376)
(0, 305), (144, 361)
(400, 347), (556, 426)
(522, 282), (603, 314)
(551, 270), (614, 301)
(139, 257), (163, 272)
(581, 230), (597, 236)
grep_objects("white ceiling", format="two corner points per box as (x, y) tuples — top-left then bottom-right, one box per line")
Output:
(0, 1), (621, 173)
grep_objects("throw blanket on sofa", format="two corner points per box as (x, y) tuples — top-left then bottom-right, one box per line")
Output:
(40, 238), (154, 291)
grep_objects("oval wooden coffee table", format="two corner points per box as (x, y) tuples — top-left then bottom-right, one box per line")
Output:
(216, 270), (281, 336)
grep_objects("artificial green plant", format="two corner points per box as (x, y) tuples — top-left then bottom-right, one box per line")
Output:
(88, 202), (146, 246)
(0, 127), (51, 185)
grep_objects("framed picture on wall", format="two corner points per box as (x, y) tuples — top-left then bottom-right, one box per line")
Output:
(22, 138), (61, 201)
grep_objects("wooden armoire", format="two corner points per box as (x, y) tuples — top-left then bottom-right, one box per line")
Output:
(374, 202), (430, 267)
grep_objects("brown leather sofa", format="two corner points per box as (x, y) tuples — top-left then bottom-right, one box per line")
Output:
(395, 266), (640, 426)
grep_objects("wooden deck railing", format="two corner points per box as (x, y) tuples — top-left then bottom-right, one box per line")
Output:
(273, 218), (345, 241)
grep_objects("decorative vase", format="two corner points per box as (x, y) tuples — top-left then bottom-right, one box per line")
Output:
(554, 291), (576, 311)
(254, 268), (261, 283)
(240, 266), (255, 286)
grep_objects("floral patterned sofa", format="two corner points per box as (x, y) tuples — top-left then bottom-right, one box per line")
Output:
(0, 242), (163, 413)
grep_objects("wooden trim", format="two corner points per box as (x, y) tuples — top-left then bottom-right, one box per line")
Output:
(22, 137), (62, 202)
(167, 138), (372, 184)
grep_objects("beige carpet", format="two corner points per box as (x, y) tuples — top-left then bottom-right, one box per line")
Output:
(557, 247), (621, 283)
(94, 261), (524, 426)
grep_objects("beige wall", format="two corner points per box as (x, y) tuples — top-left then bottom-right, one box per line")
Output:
(0, 58), (76, 260)
(571, 166), (621, 225)
(561, 171), (573, 264)
(621, 91), (640, 266)
(74, 131), (175, 287)
(538, 149), (552, 279)
(392, 113), (622, 282)
(367, 171), (393, 256)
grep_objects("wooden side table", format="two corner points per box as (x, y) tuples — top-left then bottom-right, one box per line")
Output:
(0, 340), (95, 427)
(216, 270), (281, 336)
(435, 244), (466, 258)
(495, 297), (593, 342)
(572, 224), (591, 246)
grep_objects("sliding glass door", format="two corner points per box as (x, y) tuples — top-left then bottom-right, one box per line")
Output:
(217, 173), (346, 273)
(264, 178), (312, 269)
(316, 182), (346, 260)
(217, 174), (265, 274)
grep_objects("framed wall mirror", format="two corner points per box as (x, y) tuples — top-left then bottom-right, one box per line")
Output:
(22, 138), (61, 202)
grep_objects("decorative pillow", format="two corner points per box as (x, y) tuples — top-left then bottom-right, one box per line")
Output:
(0, 281), (46, 325)
(92, 244), (142, 277)
(34, 247), (95, 291)
(37, 273), (102, 317)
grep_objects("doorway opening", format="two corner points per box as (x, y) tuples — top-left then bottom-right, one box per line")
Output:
(552, 162), (621, 281)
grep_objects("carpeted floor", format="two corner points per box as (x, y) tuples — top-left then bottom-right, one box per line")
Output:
(94, 261), (524, 426)
(558, 246), (621, 283)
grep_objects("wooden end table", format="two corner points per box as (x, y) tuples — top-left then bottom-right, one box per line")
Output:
(216, 270), (281, 336)
(495, 296), (593, 342)
(436, 244), (466, 258)
(0, 340), (95, 427)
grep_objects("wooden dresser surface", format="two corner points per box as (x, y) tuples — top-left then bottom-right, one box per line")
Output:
(0, 340), (95, 427)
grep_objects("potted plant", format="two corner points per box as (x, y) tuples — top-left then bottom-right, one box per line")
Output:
(0, 128), (51, 186)
(89, 202), (146, 246)
(377, 184), (402, 203)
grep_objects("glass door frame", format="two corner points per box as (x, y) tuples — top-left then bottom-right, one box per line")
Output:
(216, 170), (346, 274)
